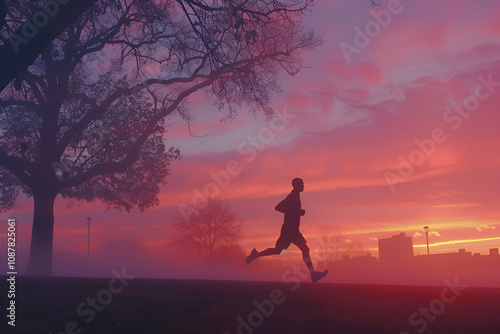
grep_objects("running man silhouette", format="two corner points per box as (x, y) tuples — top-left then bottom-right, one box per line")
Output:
(246, 178), (328, 283)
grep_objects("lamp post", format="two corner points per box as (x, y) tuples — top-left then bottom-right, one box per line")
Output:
(86, 217), (92, 272)
(423, 226), (430, 255)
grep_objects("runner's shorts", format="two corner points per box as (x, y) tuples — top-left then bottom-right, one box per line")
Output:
(276, 231), (307, 250)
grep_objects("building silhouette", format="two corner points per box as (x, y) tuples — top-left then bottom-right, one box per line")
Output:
(322, 232), (499, 287)
(413, 247), (500, 270)
(377, 232), (414, 264)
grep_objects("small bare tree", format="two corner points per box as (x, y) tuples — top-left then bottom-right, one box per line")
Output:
(169, 196), (244, 262)
(316, 225), (346, 262)
(316, 225), (369, 262)
(344, 239), (368, 258)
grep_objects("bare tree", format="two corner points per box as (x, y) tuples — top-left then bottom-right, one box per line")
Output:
(169, 196), (244, 262)
(0, 0), (320, 276)
(315, 225), (346, 262)
(316, 226), (369, 262)
(344, 239), (368, 258)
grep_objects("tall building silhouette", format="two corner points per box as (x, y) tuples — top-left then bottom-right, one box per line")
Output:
(378, 232), (414, 263)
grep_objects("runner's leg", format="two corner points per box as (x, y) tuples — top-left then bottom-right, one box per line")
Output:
(247, 235), (288, 264)
(257, 234), (289, 257)
(295, 236), (315, 274)
(257, 247), (282, 257)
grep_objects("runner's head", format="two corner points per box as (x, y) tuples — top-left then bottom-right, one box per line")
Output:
(292, 178), (304, 192)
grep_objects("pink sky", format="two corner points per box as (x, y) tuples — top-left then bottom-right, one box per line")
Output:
(2, 0), (500, 279)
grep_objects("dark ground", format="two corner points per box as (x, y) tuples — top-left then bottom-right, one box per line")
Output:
(1, 276), (500, 334)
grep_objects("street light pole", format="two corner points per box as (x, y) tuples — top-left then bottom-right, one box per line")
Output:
(423, 226), (430, 255)
(86, 217), (92, 272)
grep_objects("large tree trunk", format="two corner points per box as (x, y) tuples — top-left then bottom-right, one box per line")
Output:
(26, 190), (57, 276)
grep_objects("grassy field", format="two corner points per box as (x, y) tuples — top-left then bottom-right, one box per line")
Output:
(2, 276), (500, 334)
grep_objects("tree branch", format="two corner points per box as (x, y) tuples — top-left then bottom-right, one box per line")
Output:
(0, 0), (100, 92)
(59, 75), (215, 189)
(0, 149), (36, 187)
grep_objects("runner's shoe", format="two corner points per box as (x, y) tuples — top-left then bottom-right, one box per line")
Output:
(311, 269), (328, 283)
(246, 248), (259, 265)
